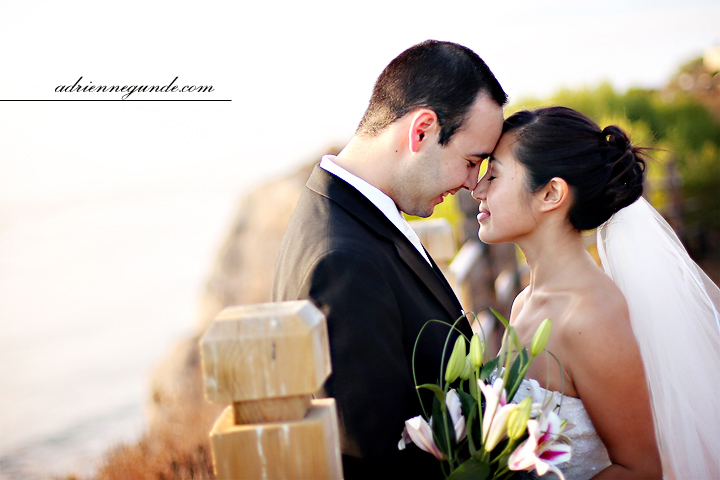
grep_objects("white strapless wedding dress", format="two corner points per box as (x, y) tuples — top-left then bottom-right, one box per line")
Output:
(512, 378), (611, 480)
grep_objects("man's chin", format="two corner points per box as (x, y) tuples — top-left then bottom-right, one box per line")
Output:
(401, 202), (434, 219)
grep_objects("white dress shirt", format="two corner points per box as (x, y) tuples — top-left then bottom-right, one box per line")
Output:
(319, 155), (431, 265)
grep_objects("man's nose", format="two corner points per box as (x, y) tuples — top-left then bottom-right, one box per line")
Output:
(463, 166), (481, 190)
(463, 176), (479, 191)
(471, 177), (486, 201)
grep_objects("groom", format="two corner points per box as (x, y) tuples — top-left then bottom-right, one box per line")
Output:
(272, 40), (506, 479)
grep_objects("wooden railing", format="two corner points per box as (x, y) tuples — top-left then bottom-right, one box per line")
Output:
(199, 300), (343, 479)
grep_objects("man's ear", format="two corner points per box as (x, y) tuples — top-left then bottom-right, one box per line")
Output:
(538, 177), (570, 213)
(408, 109), (438, 153)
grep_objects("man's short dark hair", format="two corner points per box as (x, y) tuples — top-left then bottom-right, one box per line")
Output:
(356, 40), (507, 145)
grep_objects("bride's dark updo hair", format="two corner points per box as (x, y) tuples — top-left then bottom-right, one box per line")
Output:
(503, 106), (645, 230)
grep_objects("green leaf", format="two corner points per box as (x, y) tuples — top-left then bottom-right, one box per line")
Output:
(490, 307), (509, 329)
(505, 354), (522, 398)
(465, 406), (478, 457)
(479, 357), (499, 381)
(463, 391), (483, 456)
(417, 383), (446, 404)
(509, 328), (523, 354)
(431, 394), (454, 454)
(506, 349), (530, 401)
(458, 390), (476, 420)
(445, 457), (491, 480)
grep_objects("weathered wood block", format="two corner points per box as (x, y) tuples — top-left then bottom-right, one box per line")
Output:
(200, 300), (343, 479)
(200, 300), (331, 404)
(210, 398), (343, 480)
(408, 217), (457, 263)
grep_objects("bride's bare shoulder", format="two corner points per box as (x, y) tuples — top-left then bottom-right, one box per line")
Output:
(509, 286), (529, 323)
(560, 270), (635, 352)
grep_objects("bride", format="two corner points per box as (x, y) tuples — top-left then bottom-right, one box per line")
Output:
(472, 106), (720, 479)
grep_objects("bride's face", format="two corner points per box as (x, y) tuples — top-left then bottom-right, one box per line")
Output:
(472, 132), (537, 244)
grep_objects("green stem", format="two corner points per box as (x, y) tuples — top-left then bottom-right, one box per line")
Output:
(441, 381), (455, 470)
(411, 318), (469, 418)
(476, 367), (484, 452)
(507, 359), (533, 402)
(494, 466), (513, 480)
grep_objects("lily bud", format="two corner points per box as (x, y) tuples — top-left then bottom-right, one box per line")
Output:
(470, 333), (485, 369)
(530, 318), (552, 357)
(459, 355), (473, 381)
(507, 396), (533, 440)
(445, 335), (467, 384)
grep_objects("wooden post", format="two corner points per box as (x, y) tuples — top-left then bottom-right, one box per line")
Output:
(200, 300), (343, 479)
(409, 217), (480, 313)
(408, 217), (457, 271)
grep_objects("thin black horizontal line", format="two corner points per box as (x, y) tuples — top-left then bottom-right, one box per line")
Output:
(0, 99), (232, 102)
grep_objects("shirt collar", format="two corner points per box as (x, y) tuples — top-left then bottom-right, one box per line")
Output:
(319, 155), (406, 232)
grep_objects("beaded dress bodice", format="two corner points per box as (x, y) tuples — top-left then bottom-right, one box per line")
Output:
(513, 378), (611, 480)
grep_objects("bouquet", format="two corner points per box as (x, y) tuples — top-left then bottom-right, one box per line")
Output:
(398, 310), (571, 480)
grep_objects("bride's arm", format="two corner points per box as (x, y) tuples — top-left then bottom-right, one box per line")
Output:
(563, 291), (662, 479)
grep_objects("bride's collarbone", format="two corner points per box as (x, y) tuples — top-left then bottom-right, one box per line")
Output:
(511, 290), (574, 338)
(510, 298), (579, 397)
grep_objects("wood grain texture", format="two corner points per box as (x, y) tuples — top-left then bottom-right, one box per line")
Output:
(210, 399), (343, 480)
(200, 300), (331, 403)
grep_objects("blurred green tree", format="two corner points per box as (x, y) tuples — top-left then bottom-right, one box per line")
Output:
(508, 58), (720, 259)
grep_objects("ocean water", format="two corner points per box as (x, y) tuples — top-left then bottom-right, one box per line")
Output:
(0, 187), (242, 479)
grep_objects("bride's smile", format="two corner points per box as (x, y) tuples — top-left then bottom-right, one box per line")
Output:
(472, 133), (539, 246)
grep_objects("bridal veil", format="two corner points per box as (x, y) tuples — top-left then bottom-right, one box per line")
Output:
(597, 197), (720, 479)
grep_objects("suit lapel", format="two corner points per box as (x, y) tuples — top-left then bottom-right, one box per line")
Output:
(306, 165), (463, 321)
(393, 238), (463, 321)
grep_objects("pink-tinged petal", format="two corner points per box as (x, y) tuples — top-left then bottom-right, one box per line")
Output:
(536, 409), (560, 445)
(535, 459), (551, 476)
(544, 462), (567, 480)
(446, 389), (467, 442)
(454, 416), (466, 443)
(404, 416), (446, 460)
(484, 403), (515, 451)
(508, 417), (570, 478)
(526, 418), (543, 440)
(539, 442), (572, 465)
(398, 426), (411, 450)
(507, 430), (540, 471)
(478, 378), (504, 442)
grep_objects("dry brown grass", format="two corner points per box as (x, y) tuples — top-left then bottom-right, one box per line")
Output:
(90, 343), (224, 480)
(92, 412), (217, 480)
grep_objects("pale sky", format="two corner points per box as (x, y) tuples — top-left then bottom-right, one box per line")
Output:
(1, 0), (718, 205)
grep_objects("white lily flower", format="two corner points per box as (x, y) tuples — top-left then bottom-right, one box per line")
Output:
(398, 415), (447, 460)
(484, 403), (516, 451)
(446, 389), (466, 443)
(508, 409), (572, 479)
(477, 377), (508, 446)
(398, 389), (468, 460)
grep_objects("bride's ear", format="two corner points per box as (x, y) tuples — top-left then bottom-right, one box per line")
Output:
(537, 177), (570, 213)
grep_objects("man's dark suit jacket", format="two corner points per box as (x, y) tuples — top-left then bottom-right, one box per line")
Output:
(272, 165), (472, 479)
